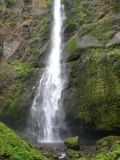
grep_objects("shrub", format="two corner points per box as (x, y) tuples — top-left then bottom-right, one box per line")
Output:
(4, 0), (16, 8)
(13, 61), (35, 81)
(111, 0), (120, 13)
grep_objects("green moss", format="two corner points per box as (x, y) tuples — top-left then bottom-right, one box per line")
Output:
(0, 81), (23, 118)
(78, 136), (120, 160)
(97, 136), (120, 150)
(109, 50), (120, 78)
(66, 36), (78, 55)
(90, 136), (120, 160)
(66, 149), (81, 160)
(0, 122), (47, 160)
(0, 47), (3, 57)
(65, 137), (79, 149)
(7, 83), (22, 113)
(80, 149), (120, 160)
(78, 112), (92, 123)
(91, 19), (112, 42)
(81, 18), (112, 42)
(67, 47), (120, 131)
(4, 0), (16, 8)
(29, 15), (50, 55)
(12, 61), (35, 81)
(0, 61), (38, 123)
(112, 0), (120, 13)
(30, 16), (50, 45)
(64, 0), (93, 25)
(30, 36), (40, 45)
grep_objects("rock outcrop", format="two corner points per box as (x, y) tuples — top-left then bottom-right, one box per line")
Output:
(63, 0), (120, 132)
(0, 0), (52, 128)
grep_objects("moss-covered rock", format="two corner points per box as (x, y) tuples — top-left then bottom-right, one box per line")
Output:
(64, 136), (80, 150)
(66, 149), (81, 160)
(85, 136), (120, 160)
(0, 122), (47, 160)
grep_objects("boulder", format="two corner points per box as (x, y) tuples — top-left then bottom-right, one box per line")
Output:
(106, 32), (120, 47)
(78, 34), (103, 48)
(64, 136), (80, 150)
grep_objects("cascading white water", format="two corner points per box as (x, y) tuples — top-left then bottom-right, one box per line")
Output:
(30, 0), (65, 142)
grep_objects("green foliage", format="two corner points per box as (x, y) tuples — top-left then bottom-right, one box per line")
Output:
(0, 122), (47, 160)
(65, 137), (79, 149)
(67, 36), (78, 55)
(109, 50), (120, 77)
(13, 61), (35, 80)
(68, 47), (120, 131)
(0, 47), (3, 57)
(66, 149), (81, 160)
(91, 19), (112, 41)
(78, 112), (92, 123)
(112, 0), (120, 13)
(30, 15), (50, 55)
(64, 0), (92, 25)
(78, 136), (120, 160)
(97, 136), (120, 150)
(7, 83), (22, 113)
(30, 16), (50, 45)
(90, 136), (120, 160)
(4, 0), (16, 8)
(0, 61), (37, 121)
(82, 18), (112, 42)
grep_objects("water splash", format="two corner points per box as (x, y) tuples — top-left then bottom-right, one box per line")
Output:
(30, 0), (65, 142)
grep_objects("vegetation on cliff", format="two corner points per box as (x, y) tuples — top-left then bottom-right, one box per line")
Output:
(63, 0), (120, 131)
(80, 136), (120, 160)
(64, 136), (120, 160)
(4, 0), (16, 8)
(0, 122), (47, 160)
(0, 0), (52, 127)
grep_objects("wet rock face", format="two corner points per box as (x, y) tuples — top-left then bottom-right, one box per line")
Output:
(63, 0), (120, 132)
(0, 0), (52, 128)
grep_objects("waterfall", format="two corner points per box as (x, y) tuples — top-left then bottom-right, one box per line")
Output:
(29, 0), (65, 142)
